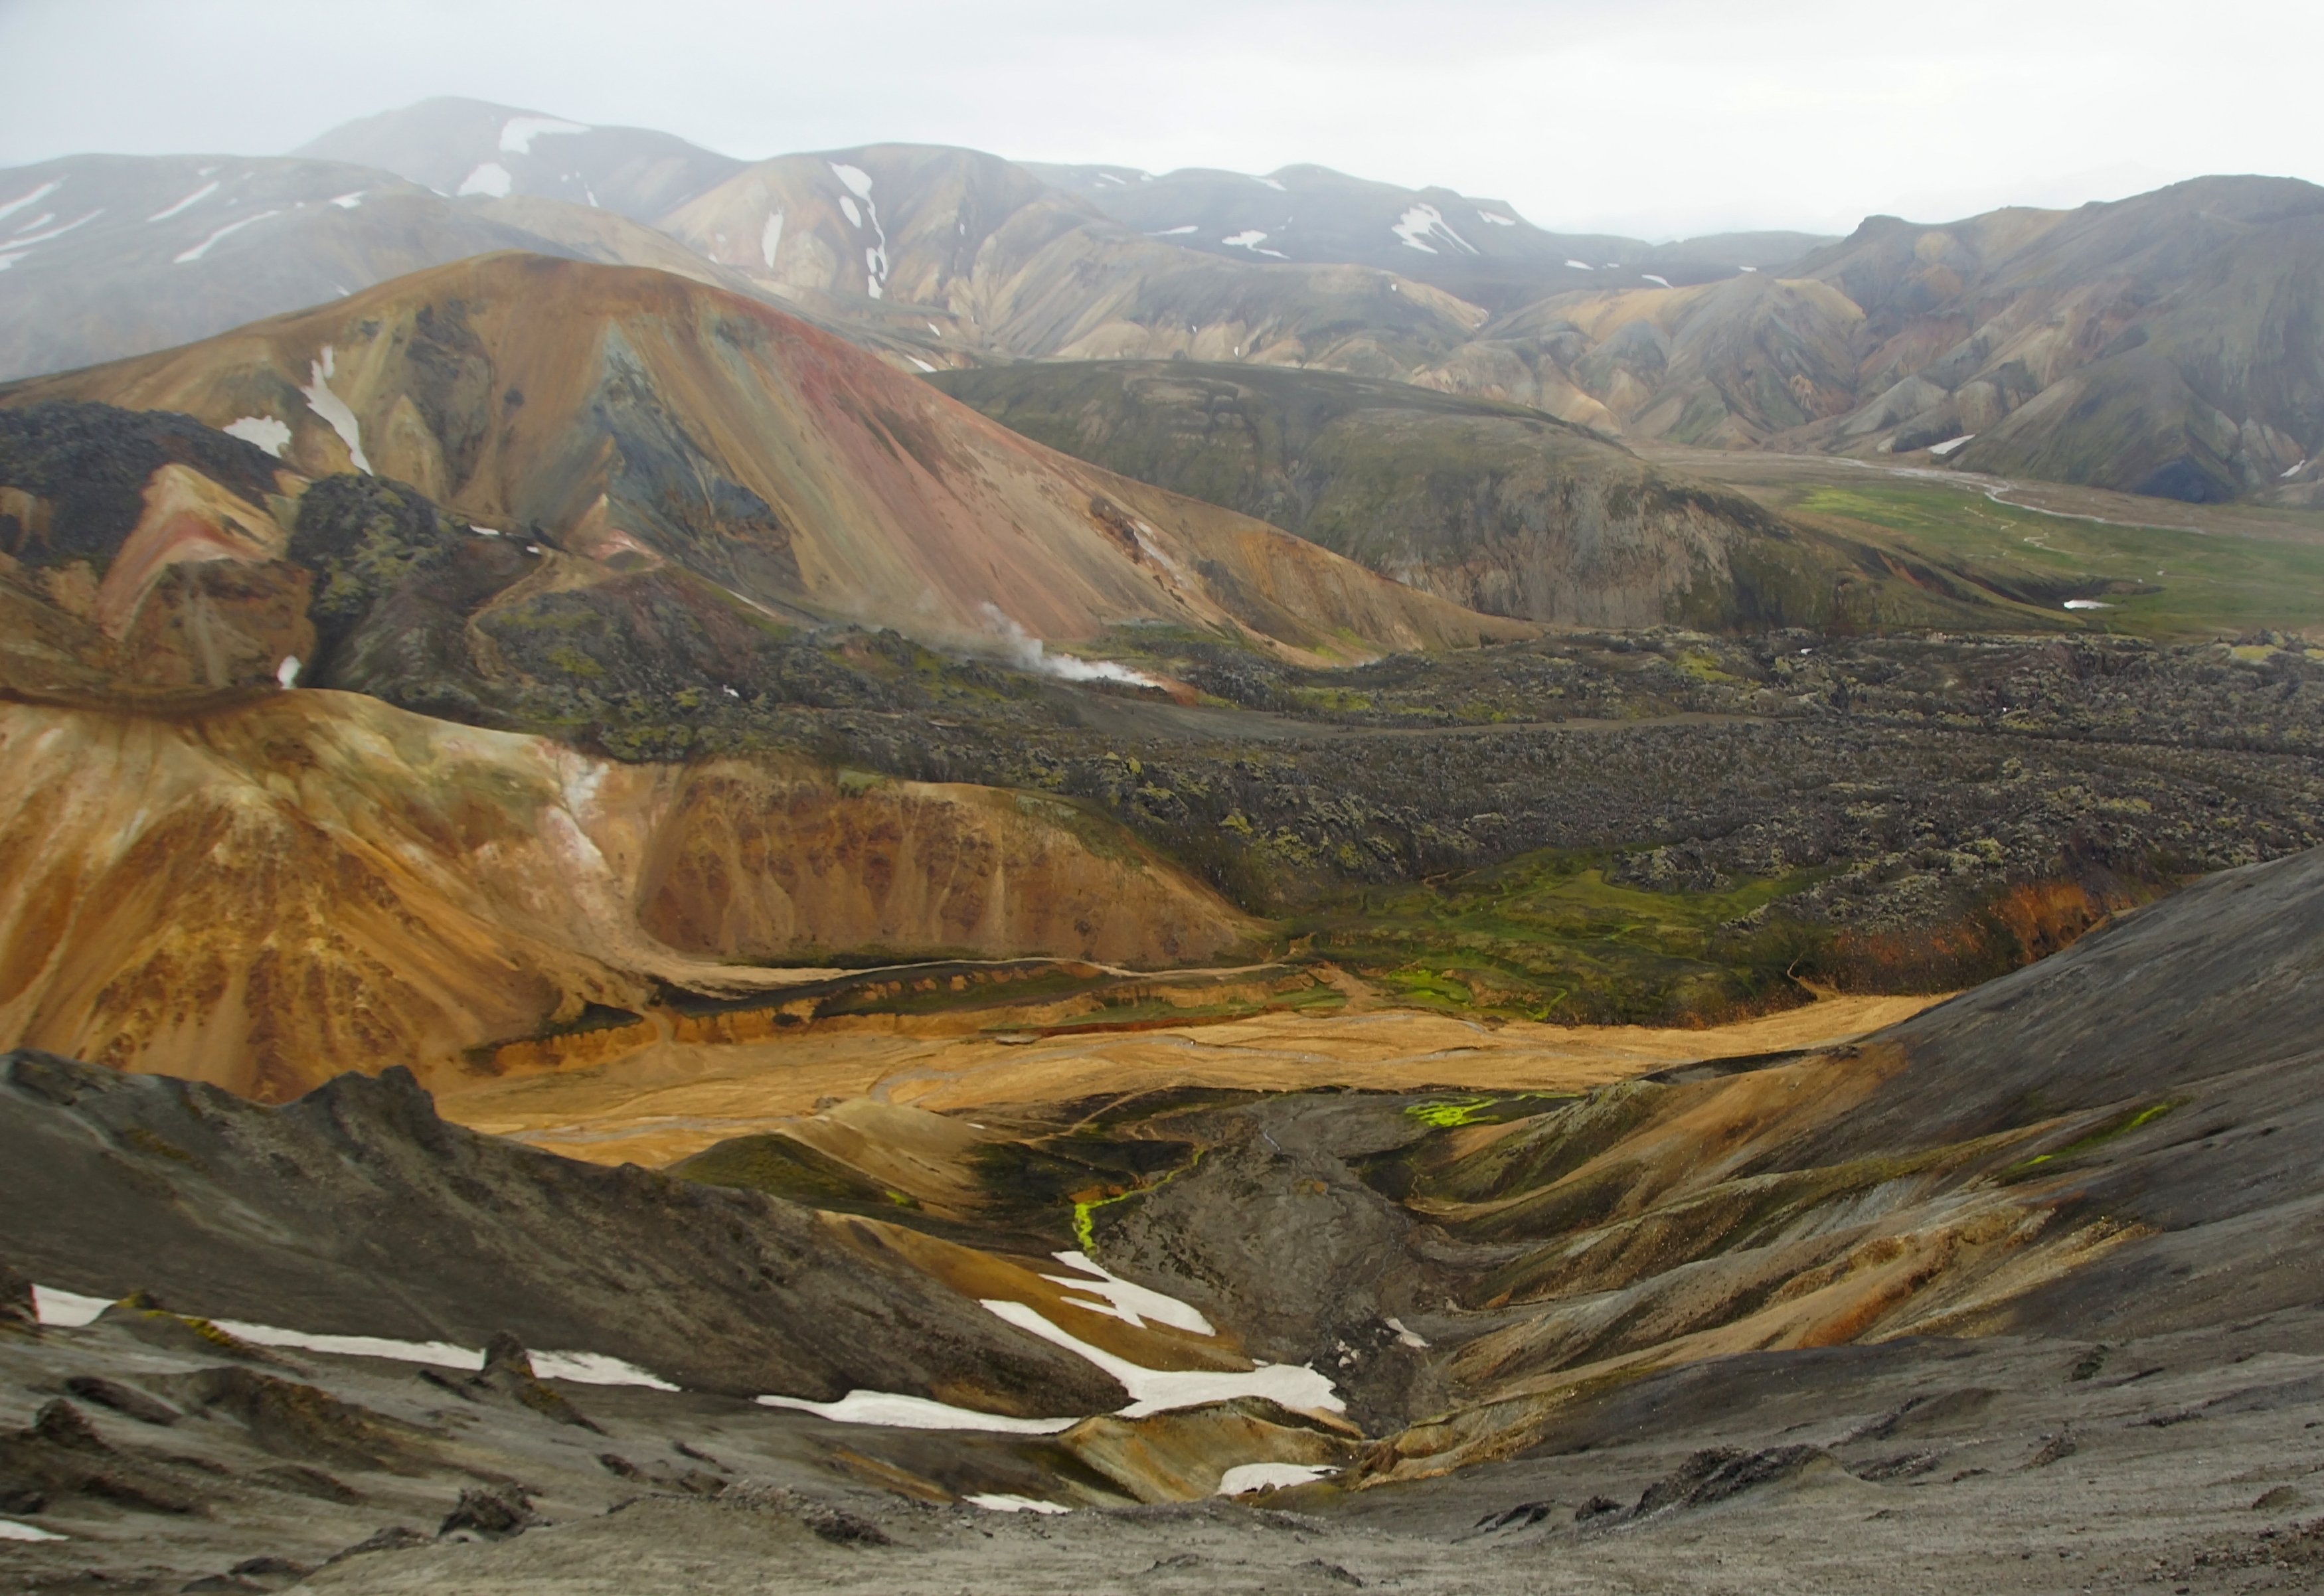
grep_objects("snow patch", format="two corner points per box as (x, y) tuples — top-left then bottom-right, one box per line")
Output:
(1642, 274), (1671, 287)
(979, 605), (1160, 688)
(1151, 224), (1199, 236)
(32, 1286), (110, 1327)
(1928, 434), (1975, 457)
(274, 656), (301, 690)
(839, 194), (862, 227)
(757, 1390), (1076, 1434)
(1386, 1316), (1429, 1348)
(212, 1322), (480, 1366)
(1218, 1463), (1335, 1495)
(222, 415), (291, 457)
(300, 346), (372, 473)
(2062, 599), (2116, 610)
(1739, 264), (1758, 272)
(174, 209), (278, 263)
(0, 179), (62, 226)
(760, 210), (784, 268)
(908, 357), (936, 372)
(0, 1520), (66, 1542)
(147, 181), (219, 222)
(966, 1493), (1073, 1514)
(329, 191), (365, 210)
(7, 213), (52, 236)
(457, 163), (513, 199)
(1566, 259), (1591, 270)
(982, 1299), (1345, 1417)
(2284, 459), (2308, 479)
(9, 209), (100, 248)
(1391, 202), (1464, 254)
(1042, 1252), (1215, 1334)
(533, 1351), (679, 1390)
(1221, 228), (1287, 258)
(209, 1319), (678, 1388)
(927, 321), (943, 335)
(829, 162), (875, 198)
(1252, 174), (1287, 191)
(499, 115), (588, 154)
(1477, 209), (1517, 226)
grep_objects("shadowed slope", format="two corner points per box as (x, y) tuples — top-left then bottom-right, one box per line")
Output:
(930, 359), (2007, 630)
(0, 1052), (1124, 1413)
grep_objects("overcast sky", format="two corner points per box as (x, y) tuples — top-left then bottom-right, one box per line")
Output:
(1, 0), (2317, 239)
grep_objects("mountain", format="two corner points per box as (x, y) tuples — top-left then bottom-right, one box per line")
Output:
(1453, 176), (2324, 503)
(928, 360), (2092, 631)
(292, 96), (742, 223)
(0, 154), (803, 382)
(1029, 160), (1831, 311)
(657, 142), (1492, 375)
(0, 252), (1518, 661)
(0, 688), (1255, 1099)
(13, 99), (2317, 509)
(1810, 176), (2324, 503)
(1436, 270), (1870, 439)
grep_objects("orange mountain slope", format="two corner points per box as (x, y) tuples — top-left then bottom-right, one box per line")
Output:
(0, 691), (1258, 1101)
(1, 252), (1527, 663)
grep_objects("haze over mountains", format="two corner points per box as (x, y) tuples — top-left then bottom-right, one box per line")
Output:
(5, 95), (2317, 507)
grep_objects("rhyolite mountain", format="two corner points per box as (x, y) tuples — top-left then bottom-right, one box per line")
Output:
(0, 252), (1515, 660)
(291, 95), (744, 223)
(657, 141), (1492, 375)
(7, 98), (2321, 505)
(1028, 159), (1831, 310)
(1457, 176), (2324, 503)
(0, 153), (961, 384)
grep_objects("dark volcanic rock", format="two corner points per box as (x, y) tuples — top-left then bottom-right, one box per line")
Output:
(63, 1375), (182, 1427)
(1627, 1445), (1833, 1518)
(0, 1397), (206, 1516)
(440, 1483), (537, 1539)
(458, 1332), (604, 1432)
(161, 1366), (440, 1474)
(0, 1056), (1123, 1416)
(0, 1257), (33, 1334)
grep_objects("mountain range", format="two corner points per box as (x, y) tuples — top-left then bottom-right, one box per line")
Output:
(6, 82), (2324, 1591)
(8, 96), (2317, 506)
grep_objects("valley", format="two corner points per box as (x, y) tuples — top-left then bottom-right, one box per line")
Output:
(5, 76), (2324, 1596)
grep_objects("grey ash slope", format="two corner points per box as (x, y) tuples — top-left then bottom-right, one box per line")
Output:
(0, 1055), (1119, 1414)
(293, 96), (742, 222)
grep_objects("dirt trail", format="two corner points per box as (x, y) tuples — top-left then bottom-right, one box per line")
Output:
(438, 995), (1942, 1166)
